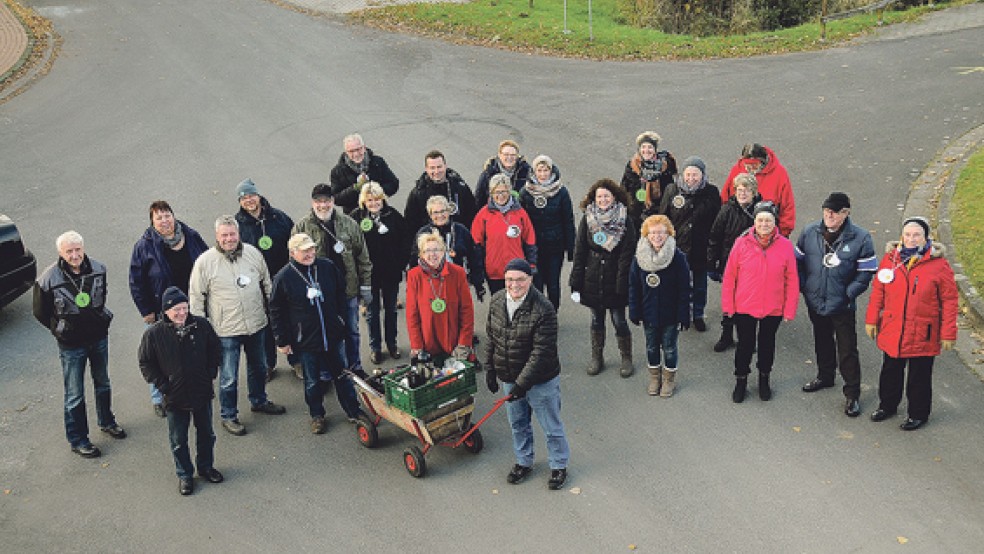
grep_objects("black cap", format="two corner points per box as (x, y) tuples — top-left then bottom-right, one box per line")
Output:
(752, 201), (778, 220)
(311, 183), (333, 199)
(822, 192), (851, 212)
(504, 258), (533, 276)
(162, 286), (189, 312)
(902, 216), (931, 239)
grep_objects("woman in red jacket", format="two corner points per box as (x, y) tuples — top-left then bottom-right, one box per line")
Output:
(865, 217), (958, 431)
(721, 201), (799, 403)
(472, 174), (537, 295)
(406, 231), (475, 361)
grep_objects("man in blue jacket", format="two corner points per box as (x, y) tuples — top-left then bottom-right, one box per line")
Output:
(269, 233), (364, 434)
(795, 193), (877, 417)
(129, 200), (209, 417)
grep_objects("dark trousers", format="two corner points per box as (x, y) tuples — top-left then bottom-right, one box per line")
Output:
(166, 402), (216, 480)
(366, 282), (399, 352)
(734, 314), (782, 377)
(487, 278), (505, 295)
(808, 309), (862, 399)
(590, 306), (630, 337)
(532, 252), (565, 311)
(877, 354), (935, 420)
(296, 347), (361, 419)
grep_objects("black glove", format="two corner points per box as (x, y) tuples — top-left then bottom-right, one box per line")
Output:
(508, 383), (527, 401)
(486, 368), (499, 394)
(475, 284), (486, 303)
(679, 319), (691, 331)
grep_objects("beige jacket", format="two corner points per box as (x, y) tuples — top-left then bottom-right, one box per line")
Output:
(188, 243), (271, 337)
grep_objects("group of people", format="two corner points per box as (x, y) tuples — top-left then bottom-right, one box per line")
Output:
(31, 132), (958, 497)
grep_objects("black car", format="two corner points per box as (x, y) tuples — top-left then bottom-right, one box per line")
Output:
(0, 214), (37, 309)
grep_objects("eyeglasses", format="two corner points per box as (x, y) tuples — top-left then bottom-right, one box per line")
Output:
(430, 209), (449, 215)
(345, 146), (365, 154)
(505, 277), (530, 283)
(422, 248), (444, 255)
(492, 190), (511, 196)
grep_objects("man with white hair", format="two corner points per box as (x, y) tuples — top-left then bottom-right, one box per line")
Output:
(34, 231), (126, 458)
(328, 133), (400, 214)
(189, 215), (286, 436)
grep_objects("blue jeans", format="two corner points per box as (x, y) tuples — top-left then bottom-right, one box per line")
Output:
(504, 377), (570, 470)
(218, 329), (268, 421)
(296, 348), (361, 419)
(343, 297), (361, 370)
(644, 323), (680, 368)
(58, 336), (116, 448)
(691, 268), (707, 320)
(366, 282), (399, 353)
(532, 252), (564, 311)
(166, 402), (216, 479)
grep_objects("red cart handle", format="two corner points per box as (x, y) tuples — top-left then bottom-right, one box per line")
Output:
(453, 395), (512, 448)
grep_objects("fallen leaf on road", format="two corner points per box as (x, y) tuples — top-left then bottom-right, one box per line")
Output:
(4, 489), (10, 495)
(793, 426), (801, 432)
(897, 536), (908, 544)
(570, 487), (581, 495)
(839, 431), (854, 440)
(101, 463), (110, 468)
(628, 545), (637, 550)
(492, 489), (499, 494)
(934, 456), (942, 462)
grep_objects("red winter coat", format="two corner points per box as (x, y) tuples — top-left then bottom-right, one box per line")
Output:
(864, 242), (958, 358)
(406, 262), (474, 357)
(719, 145), (796, 237)
(471, 205), (537, 280)
(721, 230), (799, 320)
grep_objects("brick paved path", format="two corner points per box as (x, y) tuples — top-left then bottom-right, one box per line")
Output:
(0, 1), (28, 78)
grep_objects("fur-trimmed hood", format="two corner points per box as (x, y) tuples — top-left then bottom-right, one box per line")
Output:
(884, 240), (946, 258)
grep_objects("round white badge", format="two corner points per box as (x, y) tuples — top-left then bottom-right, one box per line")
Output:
(506, 225), (521, 238)
(378, 223), (389, 234)
(823, 253), (841, 268)
(333, 242), (345, 254)
(570, 292), (581, 304)
(672, 195), (686, 209)
(236, 275), (251, 288)
(306, 287), (320, 300)
(645, 273), (661, 288)
(448, 201), (459, 215)
(877, 268), (894, 284)
(533, 196), (547, 209)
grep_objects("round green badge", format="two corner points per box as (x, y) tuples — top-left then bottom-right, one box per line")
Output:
(431, 298), (447, 314)
(635, 189), (647, 202)
(360, 218), (373, 232)
(258, 235), (273, 250)
(75, 292), (91, 308)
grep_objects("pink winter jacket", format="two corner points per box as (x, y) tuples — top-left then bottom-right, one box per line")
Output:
(721, 231), (799, 320)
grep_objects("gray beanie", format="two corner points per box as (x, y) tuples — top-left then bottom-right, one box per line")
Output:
(236, 178), (259, 198)
(681, 156), (706, 175)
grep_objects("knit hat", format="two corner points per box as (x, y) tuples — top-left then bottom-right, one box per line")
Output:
(162, 286), (189, 313)
(236, 178), (259, 198)
(902, 216), (931, 239)
(752, 201), (778, 221)
(531, 154), (553, 170)
(681, 156), (706, 175)
(822, 192), (851, 212)
(636, 132), (661, 149)
(504, 258), (533, 276)
(287, 233), (317, 252)
(311, 183), (333, 199)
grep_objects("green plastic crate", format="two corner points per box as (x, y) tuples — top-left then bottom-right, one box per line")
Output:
(383, 361), (477, 418)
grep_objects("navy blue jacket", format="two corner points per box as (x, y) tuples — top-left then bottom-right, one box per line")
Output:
(794, 217), (877, 316)
(128, 221), (209, 318)
(270, 258), (347, 352)
(628, 249), (692, 329)
(236, 196), (294, 277)
(519, 179), (575, 259)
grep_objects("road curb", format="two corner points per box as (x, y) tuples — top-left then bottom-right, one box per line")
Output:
(0, 1), (58, 105)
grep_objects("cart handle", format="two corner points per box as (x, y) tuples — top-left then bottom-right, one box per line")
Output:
(453, 395), (512, 448)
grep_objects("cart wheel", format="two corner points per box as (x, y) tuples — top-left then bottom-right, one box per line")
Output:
(356, 416), (378, 448)
(403, 446), (426, 478)
(462, 426), (483, 454)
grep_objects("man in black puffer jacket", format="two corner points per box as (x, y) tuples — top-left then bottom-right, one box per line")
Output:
(139, 287), (224, 496)
(329, 134), (399, 214)
(486, 259), (570, 491)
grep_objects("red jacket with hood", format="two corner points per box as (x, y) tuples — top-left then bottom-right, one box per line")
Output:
(720, 145), (796, 237)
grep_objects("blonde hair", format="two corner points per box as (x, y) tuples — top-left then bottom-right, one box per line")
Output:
(358, 181), (386, 209)
(641, 215), (675, 238)
(498, 139), (519, 154)
(416, 230), (446, 253)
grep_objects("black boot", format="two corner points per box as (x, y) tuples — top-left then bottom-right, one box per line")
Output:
(759, 373), (772, 401)
(732, 377), (747, 403)
(713, 319), (734, 352)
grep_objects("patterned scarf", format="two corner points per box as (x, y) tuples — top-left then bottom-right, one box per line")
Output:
(639, 156), (661, 182)
(899, 240), (931, 269)
(635, 235), (676, 273)
(491, 195), (518, 213)
(495, 158), (517, 180)
(158, 222), (184, 249)
(345, 151), (370, 175)
(524, 176), (562, 199)
(418, 255), (446, 278)
(585, 202), (628, 252)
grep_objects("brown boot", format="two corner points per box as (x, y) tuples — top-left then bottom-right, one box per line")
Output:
(647, 366), (662, 396)
(660, 367), (677, 397)
(588, 330), (605, 375)
(617, 334), (634, 378)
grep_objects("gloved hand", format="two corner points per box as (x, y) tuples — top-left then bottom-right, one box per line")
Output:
(865, 324), (878, 340)
(679, 319), (691, 331)
(486, 368), (499, 394)
(508, 383), (528, 402)
(452, 345), (471, 361)
(359, 286), (373, 307)
(474, 284), (486, 303)
(707, 271), (722, 283)
(942, 339), (955, 351)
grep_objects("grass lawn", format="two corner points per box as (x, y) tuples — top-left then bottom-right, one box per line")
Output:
(349, 0), (968, 60)
(951, 146), (984, 299)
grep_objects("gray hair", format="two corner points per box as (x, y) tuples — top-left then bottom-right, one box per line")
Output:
(489, 173), (511, 194)
(55, 230), (84, 250)
(343, 133), (364, 149)
(214, 215), (239, 231)
(733, 173), (758, 195)
(426, 195), (449, 213)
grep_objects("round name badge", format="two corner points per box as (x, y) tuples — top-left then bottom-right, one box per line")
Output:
(236, 275), (251, 288)
(645, 273), (661, 288)
(570, 291), (581, 304)
(822, 253), (841, 268)
(360, 218), (373, 232)
(534, 196), (547, 209)
(448, 201), (459, 215)
(506, 225), (521, 238)
(378, 223), (389, 235)
(877, 268), (895, 284)
(431, 298), (447, 314)
(306, 286), (320, 300)
(592, 231), (608, 245)
(75, 292), (91, 308)
(333, 242), (346, 254)
(672, 195), (686, 209)
(635, 189), (647, 202)
(258, 235), (273, 250)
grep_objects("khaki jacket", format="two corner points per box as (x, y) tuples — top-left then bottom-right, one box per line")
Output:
(188, 244), (271, 337)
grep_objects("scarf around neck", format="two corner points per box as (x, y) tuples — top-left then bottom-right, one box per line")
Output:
(524, 177), (562, 200)
(495, 158), (517, 179)
(585, 202), (628, 252)
(639, 155), (661, 182)
(158, 222), (184, 249)
(899, 240), (931, 267)
(418, 256), (446, 278)
(345, 151), (370, 175)
(635, 235), (676, 273)
(491, 195), (518, 213)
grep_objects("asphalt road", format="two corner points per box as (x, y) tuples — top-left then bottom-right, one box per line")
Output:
(1, 1), (982, 552)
